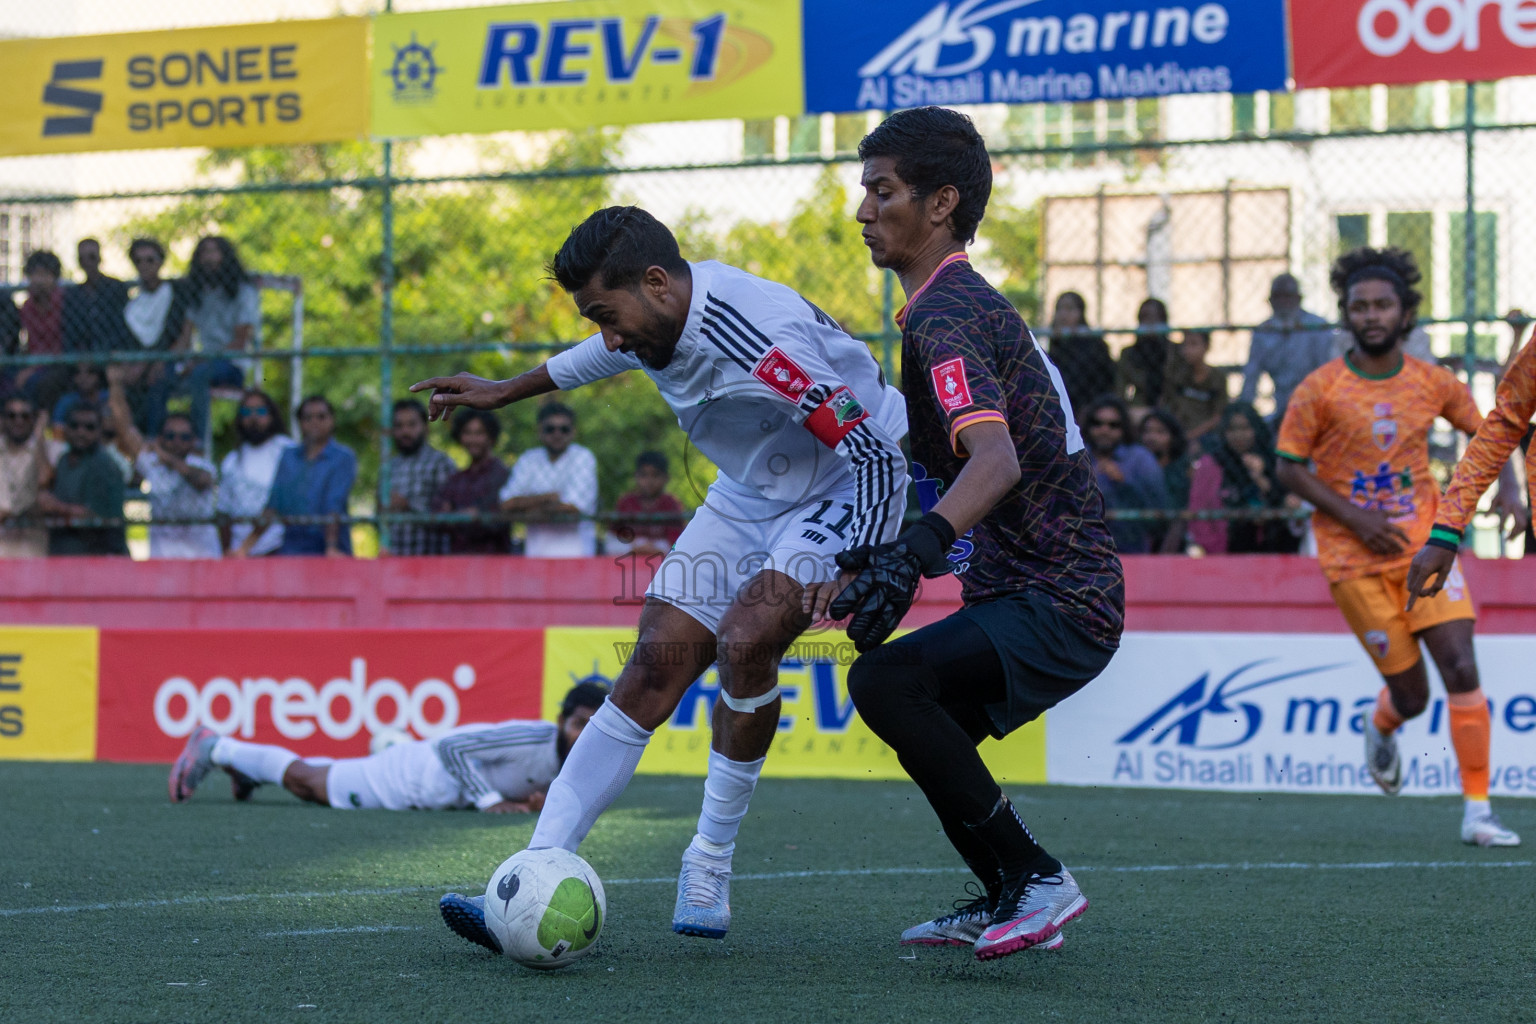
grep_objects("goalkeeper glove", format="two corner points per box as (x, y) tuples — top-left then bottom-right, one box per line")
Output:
(829, 512), (957, 653)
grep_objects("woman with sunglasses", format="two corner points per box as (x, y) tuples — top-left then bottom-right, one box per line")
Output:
(1080, 394), (1169, 554)
(220, 389), (295, 558)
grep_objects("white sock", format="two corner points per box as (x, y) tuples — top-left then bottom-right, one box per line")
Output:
(1465, 797), (1491, 821)
(692, 749), (765, 859)
(210, 737), (300, 785)
(528, 701), (652, 853)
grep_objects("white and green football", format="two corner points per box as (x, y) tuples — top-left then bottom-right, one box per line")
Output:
(483, 848), (606, 970)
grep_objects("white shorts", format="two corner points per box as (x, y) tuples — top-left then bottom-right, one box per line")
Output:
(324, 741), (461, 811)
(646, 478), (897, 634)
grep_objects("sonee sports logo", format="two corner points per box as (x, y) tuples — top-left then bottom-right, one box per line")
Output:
(1116, 659), (1344, 749)
(41, 59), (104, 137)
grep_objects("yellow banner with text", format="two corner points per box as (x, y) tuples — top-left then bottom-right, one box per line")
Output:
(541, 627), (1045, 783)
(0, 18), (369, 157)
(371, 0), (802, 138)
(0, 627), (99, 761)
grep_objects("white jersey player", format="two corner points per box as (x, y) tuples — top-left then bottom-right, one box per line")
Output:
(167, 683), (608, 813)
(413, 206), (908, 953)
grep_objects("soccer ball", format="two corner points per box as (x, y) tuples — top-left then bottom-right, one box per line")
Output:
(483, 848), (606, 970)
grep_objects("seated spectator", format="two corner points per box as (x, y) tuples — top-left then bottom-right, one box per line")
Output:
(434, 409), (512, 555)
(63, 238), (131, 354)
(17, 250), (72, 415)
(1162, 329), (1228, 443)
(1138, 408), (1192, 553)
(105, 366), (220, 559)
(220, 390), (295, 558)
(254, 396), (356, 557)
(1082, 395), (1169, 555)
(52, 363), (109, 427)
(152, 236), (254, 438)
(35, 404), (128, 556)
(1187, 402), (1303, 555)
(1242, 273), (1338, 425)
(385, 398), (456, 555)
(608, 451), (686, 557)
(1042, 291), (1114, 415)
(0, 395), (53, 557)
(122, 238), (187, 433)
(1116, 298), (1173, 410)
(499, 403), (597, 557)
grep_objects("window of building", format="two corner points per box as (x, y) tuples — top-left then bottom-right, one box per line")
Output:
(1329, 88), (1373, 131)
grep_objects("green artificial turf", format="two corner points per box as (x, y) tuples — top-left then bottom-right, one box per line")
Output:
(2, 763), (1532, 1023)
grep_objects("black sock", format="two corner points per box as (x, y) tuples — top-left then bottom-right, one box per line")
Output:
(965, 797), (1063, 879)
(938, 811), (1002, 901)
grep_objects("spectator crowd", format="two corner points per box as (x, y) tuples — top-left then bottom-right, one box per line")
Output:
(1, 243), (1522, 561)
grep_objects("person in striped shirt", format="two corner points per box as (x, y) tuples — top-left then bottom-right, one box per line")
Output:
(167, 682), (608, 812)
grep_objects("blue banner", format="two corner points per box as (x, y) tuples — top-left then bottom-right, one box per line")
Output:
(803, 0), (1288, 113)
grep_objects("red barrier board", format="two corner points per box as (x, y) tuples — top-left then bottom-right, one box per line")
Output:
(1291, 0), (1536, 88)
(97, 630), (544, 763)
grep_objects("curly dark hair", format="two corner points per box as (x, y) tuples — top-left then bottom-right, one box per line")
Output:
(858, 106), (992, 244)
(450, 407), (501, 445)
(1330, 246), (1422, 319)
(187, 236), (250, 305)
(1138, 407), (1187, 463)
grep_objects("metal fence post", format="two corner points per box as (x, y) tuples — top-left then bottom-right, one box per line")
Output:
(377, 140), (397, 554)
(1463, 81), (1478, 383)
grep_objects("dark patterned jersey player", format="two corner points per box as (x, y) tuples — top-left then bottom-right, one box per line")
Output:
(819, 105), (1124, 962)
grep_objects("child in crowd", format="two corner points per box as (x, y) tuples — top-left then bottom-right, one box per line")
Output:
(607, 450), (686, 557)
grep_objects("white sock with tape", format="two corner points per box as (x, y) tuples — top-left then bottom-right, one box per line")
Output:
(529, 700), (652, 853)
(693, 748), (766, 858)
(210, 738), (299, 785)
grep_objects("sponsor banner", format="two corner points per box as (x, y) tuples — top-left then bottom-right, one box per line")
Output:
(541, 626), (1044, 782)
(0, 19), (368, 158)
(97, 630), (544, 763)
(371, 0), (802, 138)
(803, 0), (1287, 114)
(1291, 0), (1536, 89)
(0, 628), (99, 762)
(1049, 633), (1536, 796)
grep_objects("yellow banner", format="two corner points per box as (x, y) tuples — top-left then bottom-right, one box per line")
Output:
(0, 19), (368, 158)
(542, 627), (1044, 783)
(372, 0), (802, 138)
(0, 627), (99, 761)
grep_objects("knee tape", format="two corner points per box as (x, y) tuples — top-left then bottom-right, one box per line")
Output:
(720, 684), (782, 713)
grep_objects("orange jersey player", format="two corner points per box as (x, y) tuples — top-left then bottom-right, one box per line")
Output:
(1276, 246), (1518, 847)
(1408, 327), (1536, 599)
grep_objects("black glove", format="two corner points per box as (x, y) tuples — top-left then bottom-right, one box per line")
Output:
(829, 513), (957, 653)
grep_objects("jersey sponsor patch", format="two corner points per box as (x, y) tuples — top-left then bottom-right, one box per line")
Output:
(804, 386), (869, 448)
(752, 347), (815, 401)
(931, 357), (974, 413)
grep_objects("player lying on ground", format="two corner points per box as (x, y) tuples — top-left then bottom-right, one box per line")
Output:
(168, 682), (607, 812)
(1409, 325), (1536, 606)
(808, 106), (1125, 960)
(1275, 246), (1519, 847)
(411, 206), (908, 951)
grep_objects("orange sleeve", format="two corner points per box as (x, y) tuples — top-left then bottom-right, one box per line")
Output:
(1439, 367), (1484, 438)
(1276, 368), (1323, 462)
(1438, 336), (1536, 533)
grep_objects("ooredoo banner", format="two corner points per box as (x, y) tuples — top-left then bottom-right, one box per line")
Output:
(803, 0), (1288, 113)
(0, 18), (369, 157)
(96, 630), (545, 763)
(1290, 0), (1536, 88)
(1048, 633), (1536, 796)
(541, 626), (1046, 782)
(371, 0), (803, 138)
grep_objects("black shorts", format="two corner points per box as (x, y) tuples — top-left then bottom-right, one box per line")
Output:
(956, 590), (1119, 738)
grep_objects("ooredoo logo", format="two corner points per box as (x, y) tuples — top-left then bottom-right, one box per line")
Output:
(1357, 0), (1536, 56)
(152, 657), (477, 742)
